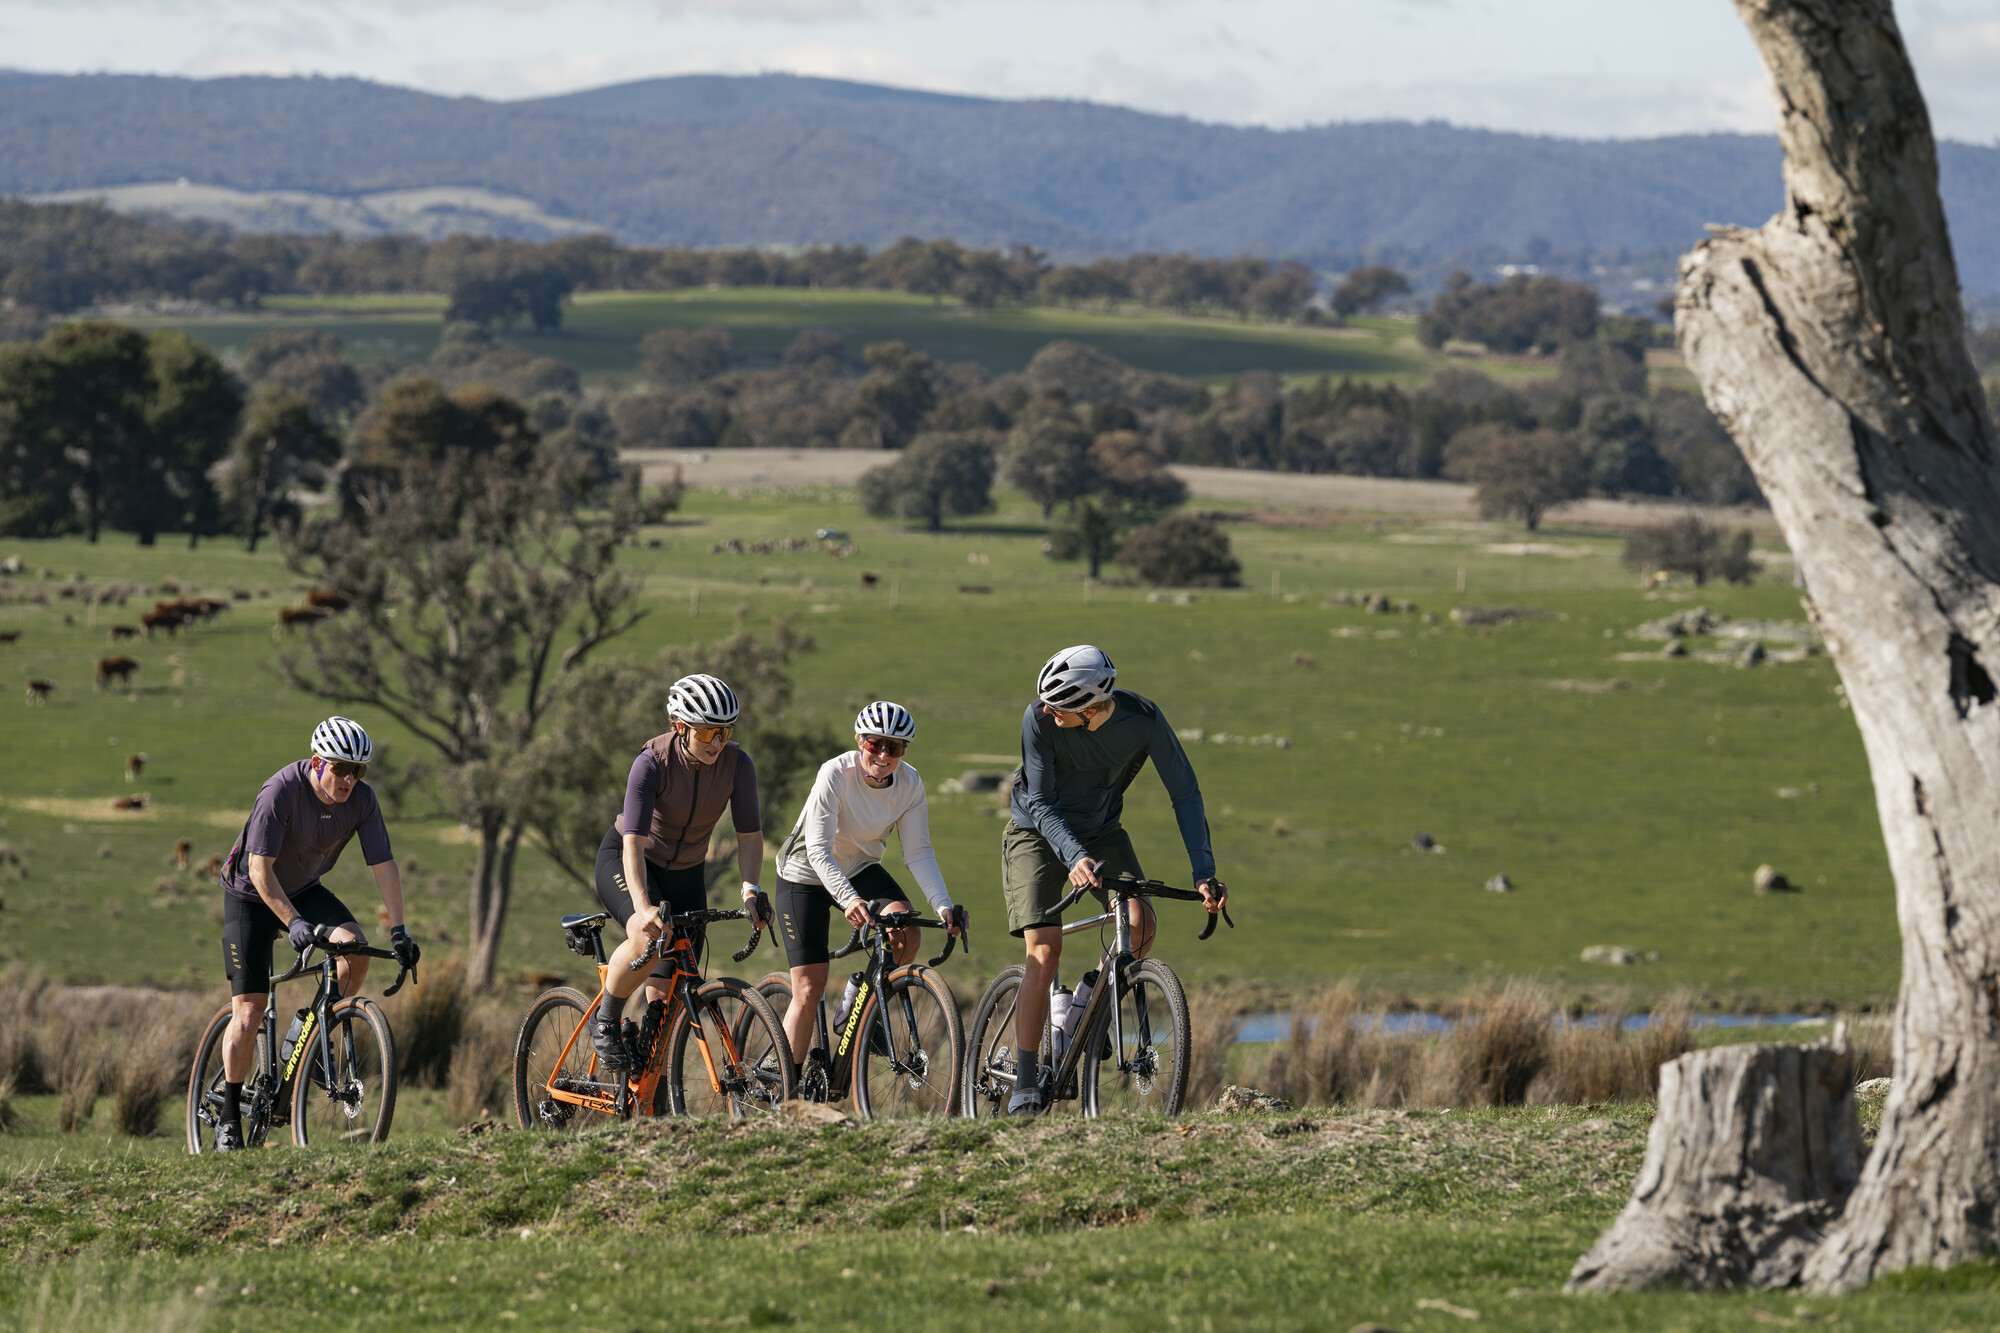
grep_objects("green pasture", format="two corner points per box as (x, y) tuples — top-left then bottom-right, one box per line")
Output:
(0, 484), (1888, 1007)
(4, 1101), (1996, 1332)
(134, 290), (1512, 387)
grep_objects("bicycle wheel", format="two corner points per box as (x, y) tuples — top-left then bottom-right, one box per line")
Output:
(512, 987), (622, 1133)
(853, 965), (963, 1120)
(961, 964), (1031, 1119)
(291, 997), (397, 1147)
(665, 978), (793, 1118)
(186, 1007), (271, 1154)
(1080, 958), (1190, 1118)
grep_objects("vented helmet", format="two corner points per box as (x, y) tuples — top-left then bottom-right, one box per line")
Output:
(667, 673), (740, 727)
(1036, 644), (1117, 710)
(853, 700), (915, 740)
(309, 715), (374, 765)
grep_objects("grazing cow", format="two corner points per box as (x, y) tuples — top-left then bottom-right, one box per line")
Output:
(96, 656), (140, 692)
(195, 853), (224, 880)
(109, 793), (148, 811)
(860, 572), (880, 586)
(305, 590), (351, 614)
(126, 752), (147, 782)
(272, 606), (329, 640)
(0, 630), (20, 645)
(108, 624), (140, 642)
(190, 598), (230, 623)
(141, 608), (183, 638)
(24, 679), (52, 705)
(173, 837), (192, 870)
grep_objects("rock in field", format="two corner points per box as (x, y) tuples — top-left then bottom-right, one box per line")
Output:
(1753, 864), (1798, 894)
(1581, 945), (1640, 966)
(1856, 1078), (1893, 1097)
(1214, 1085), (1293, 1113)
(1484, 872), (1513, 893)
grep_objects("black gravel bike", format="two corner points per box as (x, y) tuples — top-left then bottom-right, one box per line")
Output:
(962, 875), (1228, 1119)
(186, 926), (415, 1153)
(748, 906), (966, 1119)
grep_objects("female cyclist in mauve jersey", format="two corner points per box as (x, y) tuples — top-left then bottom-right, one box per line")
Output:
(590, 673), (771, 1071)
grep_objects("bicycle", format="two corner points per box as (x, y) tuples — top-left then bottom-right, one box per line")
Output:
(511, 905), (794, 1129)
(746, 906), (966, 1119)
(186, 926), (415, 1153)
(961, 874), (1230, 1119)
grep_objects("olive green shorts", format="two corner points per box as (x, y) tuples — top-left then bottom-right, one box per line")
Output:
(1001, 821), (1145, 937)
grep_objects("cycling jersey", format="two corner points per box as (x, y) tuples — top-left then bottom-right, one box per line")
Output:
(220, 761), (393, 901)
(618, 732), (760, 871)
(776, 752), (952, 912)
(1008, 688), (1215, 884)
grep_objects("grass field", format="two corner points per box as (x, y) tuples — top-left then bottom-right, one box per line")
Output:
(0, 481), (1889, 1009)
(4, 1094), (1996, 1332)
(128, 290), (1539, 388)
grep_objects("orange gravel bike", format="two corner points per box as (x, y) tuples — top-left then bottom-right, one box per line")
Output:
(511, 905), (793, 1129)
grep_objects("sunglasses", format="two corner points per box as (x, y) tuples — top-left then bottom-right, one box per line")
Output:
(858, 734), (908, 758)
(324, 760), (368, 781)
(1044, 700), (1107, 722)
(679, 723), (733, 744)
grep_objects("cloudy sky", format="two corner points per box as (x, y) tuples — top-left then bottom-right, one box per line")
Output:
(4, 0), (2000, 141)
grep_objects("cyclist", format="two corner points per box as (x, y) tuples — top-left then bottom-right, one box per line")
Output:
(214, 715), (419, 1151)
(772, 701), (967, 1069)
(1003, 645), (1226, 1114)
(592, 673), (769, 1071)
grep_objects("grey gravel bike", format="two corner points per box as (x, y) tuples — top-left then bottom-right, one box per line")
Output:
(186, 926), (414, 1153)
(961, 875), (1228, 1119)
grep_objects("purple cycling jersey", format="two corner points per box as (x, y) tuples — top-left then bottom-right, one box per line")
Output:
(220, 760), (394, 901)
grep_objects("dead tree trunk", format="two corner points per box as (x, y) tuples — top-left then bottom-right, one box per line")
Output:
(1670, 0), (2000, 1292)
(1568, 1043), (1864, 1291)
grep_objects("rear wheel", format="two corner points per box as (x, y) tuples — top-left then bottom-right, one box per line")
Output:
(961, 965), (1033, 1119)
(186, 1007), (271, 1154)
(666, 978), (793, 1118)
(512, 987), (621, 1133)
(291, 997), (397, 1147)
(853, 965), (963, 1120)
(1080, 958), (1190, 1118)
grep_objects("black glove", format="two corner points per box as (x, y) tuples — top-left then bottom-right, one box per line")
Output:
(287, 916), (317, 953)
(389, 924), (421, 971)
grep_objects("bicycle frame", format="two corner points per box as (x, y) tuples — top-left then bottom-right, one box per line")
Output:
(537, 909), (764, 1122)
(801, 912), (958, 1099)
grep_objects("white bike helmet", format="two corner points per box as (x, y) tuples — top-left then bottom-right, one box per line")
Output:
(854, 700), (915, 740)
(309, 715), (373, 765)
(1036, 645), (1117, 711)
(668, 673), (740, 727)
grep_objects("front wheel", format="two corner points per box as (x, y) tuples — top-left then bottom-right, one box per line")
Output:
(291, 997), (398, 1147)
(961, 964), (1030, 1119)
(666, 978), (793, 1118)
(186, 1006), (271, 1154)
(1080, 958), (1190, 1118)
(512, 987), (622, 1133)
(852, 965), (963, 1120)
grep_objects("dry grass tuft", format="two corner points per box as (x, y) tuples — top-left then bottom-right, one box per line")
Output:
(111, 1003), (203, 1137)
(381, 958), (469, 1088)
(1453, 982), (1553, 1107)
(1846, 1017), (1892, 1083)
(446, 998), (517, 1125)
(1186, 982), (1249, 1109)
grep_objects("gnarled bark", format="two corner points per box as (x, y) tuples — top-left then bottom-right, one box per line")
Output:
(1567, 1043), (1864, 1291)
(1671, 0), (2000, 1292)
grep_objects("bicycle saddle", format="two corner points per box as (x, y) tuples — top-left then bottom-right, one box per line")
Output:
(560, 912), (610, 929)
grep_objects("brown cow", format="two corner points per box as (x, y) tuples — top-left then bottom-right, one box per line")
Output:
(126, 752), (147, 782)
(96, 656), (140, 692)
(141, 608), (183, 638)
(306, 590), (351, 613)
(109, 793), (148, 811)
(108, 624), (140, 642)
(195, 853), (224, 880)
(173, 837), (192, 870)
(272, 606), (330, 640)
(24, 678), (52, 705)
(0, 630), (20, 645)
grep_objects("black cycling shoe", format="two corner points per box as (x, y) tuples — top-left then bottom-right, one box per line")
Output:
(213, 1119), (244, 1153)
(591, 1012), (634, 1072)
(1005, 1087), (1044, 1116)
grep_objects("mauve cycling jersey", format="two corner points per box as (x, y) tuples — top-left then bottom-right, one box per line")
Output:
(617, 733), (760, 871)
(220, 760), (393, 901)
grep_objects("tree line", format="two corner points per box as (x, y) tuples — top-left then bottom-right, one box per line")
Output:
(0, 200), (1342, 327)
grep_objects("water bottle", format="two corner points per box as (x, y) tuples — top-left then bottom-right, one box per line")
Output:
(829, 973), (862, 1038)
(278, 1008), (309, 1067)
(1060, 970), (1098, 1054)
(1048, 984), (1074, 1065)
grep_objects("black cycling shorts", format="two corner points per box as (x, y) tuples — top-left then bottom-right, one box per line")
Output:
(774, 863), (909, 968)
(595, 825), (710, 978)
(221, 883), (361, 996)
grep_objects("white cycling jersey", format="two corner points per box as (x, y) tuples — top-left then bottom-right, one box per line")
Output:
(776, 751), (953, 913)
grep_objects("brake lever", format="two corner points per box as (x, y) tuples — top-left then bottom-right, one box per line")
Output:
(732, 925), (764, 963)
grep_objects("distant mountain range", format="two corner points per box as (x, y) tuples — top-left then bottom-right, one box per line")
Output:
(4, 69), (1998, 294)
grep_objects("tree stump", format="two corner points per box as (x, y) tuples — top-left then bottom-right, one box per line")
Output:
(1567, 1043), (1864, 1292)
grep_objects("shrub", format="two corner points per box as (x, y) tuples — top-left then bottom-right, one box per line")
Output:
(857, 431), (995, 531)
(1117, 513), (1241, 587)
(1442, 426), (1589, 530)
(1622, 516), (1758, 586)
